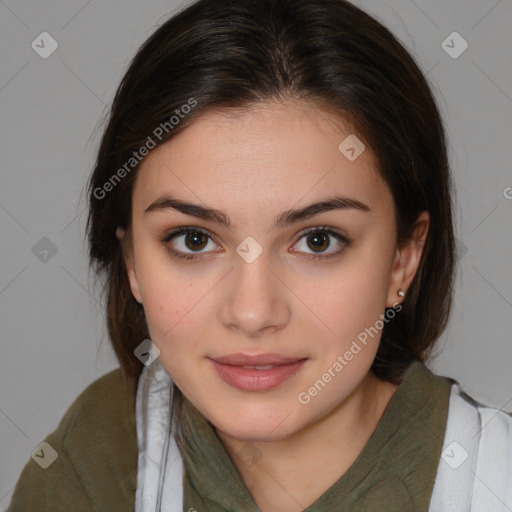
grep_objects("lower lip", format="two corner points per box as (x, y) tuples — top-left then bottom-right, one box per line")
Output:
(209, 358), (307, 392)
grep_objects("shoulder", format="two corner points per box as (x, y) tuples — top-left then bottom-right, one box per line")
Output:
(61, 366), (138, 437)
(8, 368), (139, 512)
(60, 367), (139, 464)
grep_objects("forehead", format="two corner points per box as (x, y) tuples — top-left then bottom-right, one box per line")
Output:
(132, 99), (391, 221)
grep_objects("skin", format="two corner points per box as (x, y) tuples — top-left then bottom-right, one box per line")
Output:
(121, 98), (429, 511)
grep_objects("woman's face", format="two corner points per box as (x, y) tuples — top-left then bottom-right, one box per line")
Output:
(125, 99), (427, 442)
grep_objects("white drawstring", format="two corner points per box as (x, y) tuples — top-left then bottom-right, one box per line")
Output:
(135, 358), (184, 512)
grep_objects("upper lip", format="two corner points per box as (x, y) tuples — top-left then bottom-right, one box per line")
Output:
(209, 353), (307, 366)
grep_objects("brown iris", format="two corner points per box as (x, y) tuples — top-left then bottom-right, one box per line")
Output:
(306, 232), (330, 253)
(185, 232), (208, 251)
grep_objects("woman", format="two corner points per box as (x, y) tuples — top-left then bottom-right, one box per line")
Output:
(8, 0), (512, 510)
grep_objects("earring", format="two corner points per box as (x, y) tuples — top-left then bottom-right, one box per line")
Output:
(397, 289), (405, 297)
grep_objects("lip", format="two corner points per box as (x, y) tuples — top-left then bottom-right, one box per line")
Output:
(208, 353), (308, 392)
(211, 352), (305, 366)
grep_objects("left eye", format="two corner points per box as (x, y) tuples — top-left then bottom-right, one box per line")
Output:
(161, 226), (350, 261)
(291, 228), (349, 259)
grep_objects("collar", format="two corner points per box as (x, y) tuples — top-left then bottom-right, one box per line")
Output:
(180, 360), (453, 511)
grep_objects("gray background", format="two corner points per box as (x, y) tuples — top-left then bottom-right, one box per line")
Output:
(1, 0), (511, 508)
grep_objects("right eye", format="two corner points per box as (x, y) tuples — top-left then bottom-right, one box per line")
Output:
(161, 226), (220, 261)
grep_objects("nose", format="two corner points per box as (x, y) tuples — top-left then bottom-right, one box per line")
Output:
(218, 250), (291, 339)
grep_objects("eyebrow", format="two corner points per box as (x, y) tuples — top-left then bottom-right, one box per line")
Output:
(144, 194), (371, 229)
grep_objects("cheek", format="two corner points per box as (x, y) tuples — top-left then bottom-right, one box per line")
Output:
(299, 255), (391, 337)
(133, 253), (193, 341)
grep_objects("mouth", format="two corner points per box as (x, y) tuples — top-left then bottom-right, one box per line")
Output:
(208, 353), (308, 392)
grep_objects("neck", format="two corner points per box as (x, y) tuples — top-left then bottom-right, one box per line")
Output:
(215, 371), (399, 512)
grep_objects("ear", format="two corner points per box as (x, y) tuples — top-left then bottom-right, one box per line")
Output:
(116, 226), (143, 304)
(386, 211), (429, 308)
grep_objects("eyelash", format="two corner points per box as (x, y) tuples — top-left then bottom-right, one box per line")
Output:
(160, 225), (351, 262)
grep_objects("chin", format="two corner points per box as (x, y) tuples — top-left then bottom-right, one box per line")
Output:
(209, 403), (301, 443)
(215, 420), (290, 443)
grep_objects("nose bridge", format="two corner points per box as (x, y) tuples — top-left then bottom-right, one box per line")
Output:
(219, 242), (289, 335)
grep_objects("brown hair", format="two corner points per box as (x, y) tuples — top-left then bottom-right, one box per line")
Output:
(87, 0), (455, 391)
